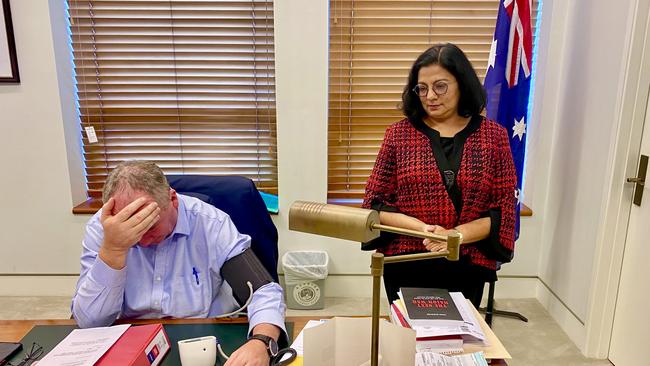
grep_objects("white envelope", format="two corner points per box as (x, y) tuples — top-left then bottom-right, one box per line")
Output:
(303, 317), (416, 366)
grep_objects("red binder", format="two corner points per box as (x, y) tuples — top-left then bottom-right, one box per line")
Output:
(96, 324), (170, 366)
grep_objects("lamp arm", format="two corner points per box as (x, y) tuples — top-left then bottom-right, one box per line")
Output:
(372, 223), (447, 241)
(383, 251), (451, 263)
(371, 223), (461, 262)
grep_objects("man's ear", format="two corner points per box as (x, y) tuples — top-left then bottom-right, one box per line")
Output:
(170, 189), (179, 209)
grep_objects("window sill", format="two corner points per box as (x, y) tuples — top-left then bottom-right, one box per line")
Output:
(326, 199), (533, 217)
(72, 198), (103, 215)
(75, 198), (531, 217)
(73, 198), (280, 215)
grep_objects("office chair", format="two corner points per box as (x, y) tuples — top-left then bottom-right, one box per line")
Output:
(166, 175), (280, 281)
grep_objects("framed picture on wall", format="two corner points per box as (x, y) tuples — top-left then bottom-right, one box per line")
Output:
(0, 0), (19, 83)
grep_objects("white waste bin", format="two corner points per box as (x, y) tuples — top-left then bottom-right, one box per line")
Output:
(282, 251), (329, 310)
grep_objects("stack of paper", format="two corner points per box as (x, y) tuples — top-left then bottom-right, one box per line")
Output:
(391, 299), (463, 354)
(390, 289), (489, 354)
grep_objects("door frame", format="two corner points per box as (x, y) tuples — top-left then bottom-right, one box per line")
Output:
(584, 0), (650, 357)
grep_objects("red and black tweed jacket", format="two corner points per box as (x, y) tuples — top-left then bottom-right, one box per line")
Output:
(362, 116), (517, 270)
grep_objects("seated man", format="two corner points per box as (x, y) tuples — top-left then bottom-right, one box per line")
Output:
(72, 161), (286, 366)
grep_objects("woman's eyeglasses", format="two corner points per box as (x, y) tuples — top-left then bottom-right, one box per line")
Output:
(7, 343), (43, 366)
(412, 81), (449, 97)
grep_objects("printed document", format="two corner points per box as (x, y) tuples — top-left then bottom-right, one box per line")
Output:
(416, 351), (488, 366)
(36, 324), (130, 366)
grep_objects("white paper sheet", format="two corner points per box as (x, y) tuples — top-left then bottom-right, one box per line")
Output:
(302, 317), (416, 366)
(288, 319), (327, 356)
(279, 319), (328, 363)
(36, 324), (130, 366)
(415, 351), (489, 366)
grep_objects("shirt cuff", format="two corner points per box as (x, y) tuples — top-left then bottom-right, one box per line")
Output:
(248, 310), (288, 341)
(475, 208), (513, 263)
(247, 283), (288, 347)
(89, 256), (128, 288)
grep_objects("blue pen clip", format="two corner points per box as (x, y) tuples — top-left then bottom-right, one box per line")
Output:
(192, 267), (200, 285)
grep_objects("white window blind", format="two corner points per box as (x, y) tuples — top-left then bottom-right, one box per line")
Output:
(68, 0), (277, 200)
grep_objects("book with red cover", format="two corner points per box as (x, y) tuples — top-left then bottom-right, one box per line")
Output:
(96, 324), (170, 366)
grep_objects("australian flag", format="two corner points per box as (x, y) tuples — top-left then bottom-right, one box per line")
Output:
(484, 0), (534, 240)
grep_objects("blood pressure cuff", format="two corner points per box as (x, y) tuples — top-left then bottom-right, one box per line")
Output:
(221, 248), (275, 306)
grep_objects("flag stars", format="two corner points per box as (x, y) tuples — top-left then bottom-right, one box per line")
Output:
(488, 39), (498, 70)
(512, 117), (526, 141)
(515, 188), (521, 205)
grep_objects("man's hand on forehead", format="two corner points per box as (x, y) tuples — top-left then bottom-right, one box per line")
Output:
(98, 197), (161, 269)
(114, 196), (155, 218)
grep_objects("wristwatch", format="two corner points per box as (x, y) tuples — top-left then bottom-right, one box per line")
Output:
(247, 334), (279, 357)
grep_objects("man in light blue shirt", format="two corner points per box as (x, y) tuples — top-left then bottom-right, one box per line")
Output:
(72, 161), (286, 366)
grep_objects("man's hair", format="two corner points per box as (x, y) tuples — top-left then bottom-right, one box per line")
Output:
(102, 161), (170, 206)
(401, 43), (486, 121)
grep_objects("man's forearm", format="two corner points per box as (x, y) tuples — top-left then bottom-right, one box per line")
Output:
(246, 282), (287, 343)
(72, 256), (126, 328)
(99, 244), (129, 270)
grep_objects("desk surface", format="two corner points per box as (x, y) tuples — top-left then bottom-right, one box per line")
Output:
(0, 317), (309, 343)
(0, 317), (507, 365)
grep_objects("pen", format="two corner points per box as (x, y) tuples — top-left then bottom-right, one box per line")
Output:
(192, 267), (200, 285)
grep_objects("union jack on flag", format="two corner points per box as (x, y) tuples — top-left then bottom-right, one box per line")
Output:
(484, 0), (535, 241)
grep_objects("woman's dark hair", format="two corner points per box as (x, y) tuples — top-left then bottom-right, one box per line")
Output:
(401, 43), (486, 120)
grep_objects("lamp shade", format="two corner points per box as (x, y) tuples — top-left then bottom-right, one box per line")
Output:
(289, 201), (381, 243)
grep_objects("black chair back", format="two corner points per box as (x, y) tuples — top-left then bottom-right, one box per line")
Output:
(166, 175), (279, 281)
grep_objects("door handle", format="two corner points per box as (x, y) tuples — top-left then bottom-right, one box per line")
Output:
(627, 154), (648, 206)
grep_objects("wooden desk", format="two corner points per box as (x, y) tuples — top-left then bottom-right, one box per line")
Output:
(0, 317), (507, 365)
(0, 317), (309, 343)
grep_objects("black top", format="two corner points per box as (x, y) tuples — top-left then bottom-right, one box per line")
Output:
(440, 137), (455, 160)
(410, 115), (483, 215)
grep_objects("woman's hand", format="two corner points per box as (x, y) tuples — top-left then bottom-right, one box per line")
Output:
(422, 225), (456, 253)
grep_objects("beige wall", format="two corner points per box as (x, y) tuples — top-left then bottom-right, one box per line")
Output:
(525, 0), (641, 354)
(0, 0), (86, 278)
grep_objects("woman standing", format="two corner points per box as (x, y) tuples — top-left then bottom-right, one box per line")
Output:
(362, 43), (517, 307)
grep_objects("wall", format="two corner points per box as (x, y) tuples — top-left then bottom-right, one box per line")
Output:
(0, 0), (86, 290)
(526, 0), (640, 353)
(0, 0), (541, 302)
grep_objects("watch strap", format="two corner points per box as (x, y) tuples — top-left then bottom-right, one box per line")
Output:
(247, 334), (278, 357)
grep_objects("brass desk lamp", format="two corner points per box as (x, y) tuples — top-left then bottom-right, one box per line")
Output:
(289, 201), (461, 366)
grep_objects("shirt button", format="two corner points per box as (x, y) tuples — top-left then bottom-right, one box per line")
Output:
(153, 301), (159, 306)
(155, 276), (161, 281)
